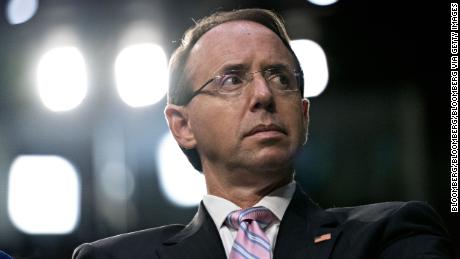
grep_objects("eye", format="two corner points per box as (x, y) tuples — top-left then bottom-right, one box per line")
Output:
(266, 69), (292, 89)
(221, 75), (243, 86)
(215, 72), (244, 92)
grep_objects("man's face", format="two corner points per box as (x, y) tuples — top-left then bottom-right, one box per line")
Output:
(170, 20), (309, 173)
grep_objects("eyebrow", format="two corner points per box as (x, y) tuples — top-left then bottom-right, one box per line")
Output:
(215, 62), (293, 75)
(217, 64), (249, 74)
(263, 63), (293, 71)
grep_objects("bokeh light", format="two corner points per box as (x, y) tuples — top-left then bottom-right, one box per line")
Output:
(115, 43), (168, 107)
(7, 155), (80, 234)
(6, 0), (39, 25)
(37, 46), (88, 112)
(307, 0), (339, 6)
(99, 161), (136, 202)
(156, 132), (206, 207)
(291, 39), (329, 97)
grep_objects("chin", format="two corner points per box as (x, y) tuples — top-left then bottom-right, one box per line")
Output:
(250, 151), (294, 171)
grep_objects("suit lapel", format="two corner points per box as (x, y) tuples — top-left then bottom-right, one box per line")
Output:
(157, 185), (342, 259)
(274, 185), (342, 259)
(307, 213), (342, 259)
(157, 203), (227, 259)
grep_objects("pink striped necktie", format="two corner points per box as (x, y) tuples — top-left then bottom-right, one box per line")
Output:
(226, 206), (276, 259)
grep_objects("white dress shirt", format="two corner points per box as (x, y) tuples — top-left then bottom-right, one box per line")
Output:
(202, 181), (296, 258)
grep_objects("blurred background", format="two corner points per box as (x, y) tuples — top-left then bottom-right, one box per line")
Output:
(0, 0), (457, 258)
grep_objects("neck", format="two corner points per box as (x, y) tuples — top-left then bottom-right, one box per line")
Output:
(203, 163), (294, 208)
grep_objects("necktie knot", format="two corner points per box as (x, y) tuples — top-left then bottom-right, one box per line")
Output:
(226, 206), (276, 259)
(226, 206), (276, 230)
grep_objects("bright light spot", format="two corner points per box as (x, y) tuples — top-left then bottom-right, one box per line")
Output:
(291, 39), (329, 97)
(99, 162), (135, 202)
(7, 155), (80, 234)
(37, 47), (88, 112)
(6, 0), (39, 25)
(157, 132), (206, 207)
(307, 0), (339, 6)
(115, 43), (168, 107)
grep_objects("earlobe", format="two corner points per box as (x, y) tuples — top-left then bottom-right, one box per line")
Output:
(164, 104), (197, 149)
(302, 98), (310, 125)
(301, 98), (310, 144)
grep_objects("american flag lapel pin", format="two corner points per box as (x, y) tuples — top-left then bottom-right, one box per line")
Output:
(314, 233), (332, 244)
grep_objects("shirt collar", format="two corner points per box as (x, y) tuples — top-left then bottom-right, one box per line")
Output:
(202, 181), (296, 229)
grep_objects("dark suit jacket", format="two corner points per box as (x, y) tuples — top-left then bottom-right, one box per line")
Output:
(73, 186), (453, 258)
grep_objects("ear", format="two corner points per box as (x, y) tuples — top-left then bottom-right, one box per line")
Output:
(301, 98), (310, 127)
(301, 98), (310, 143)
(164, 104), (197, 149)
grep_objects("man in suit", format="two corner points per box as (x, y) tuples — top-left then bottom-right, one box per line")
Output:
(73, 8), (453, 259)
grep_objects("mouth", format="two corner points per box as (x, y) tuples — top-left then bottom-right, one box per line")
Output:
(244, 124), (287, 137)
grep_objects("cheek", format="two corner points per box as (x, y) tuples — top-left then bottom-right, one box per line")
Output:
(283, 101), (307, 138)
(190, 101), (240, 144)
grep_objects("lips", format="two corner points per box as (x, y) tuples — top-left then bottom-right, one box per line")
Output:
(244, 123), (287, 137)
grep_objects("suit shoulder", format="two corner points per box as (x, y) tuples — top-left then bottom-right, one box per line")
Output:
(73, 224), (185, 258)
(326, 200), (440, 223)
(324, 201), (450, 240)
(325, 201), (453, 257)
(92, 224), (185, 247)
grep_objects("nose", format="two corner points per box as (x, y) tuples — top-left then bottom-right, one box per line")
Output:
(248, 73), (275, 112)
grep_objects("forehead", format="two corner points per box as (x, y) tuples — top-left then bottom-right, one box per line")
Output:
(185, 20), (294, 86)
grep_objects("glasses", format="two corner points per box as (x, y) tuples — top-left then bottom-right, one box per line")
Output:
(186, 67), (302, 103)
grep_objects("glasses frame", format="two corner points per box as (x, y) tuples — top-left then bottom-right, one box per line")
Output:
(184, 67), (303, 104)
